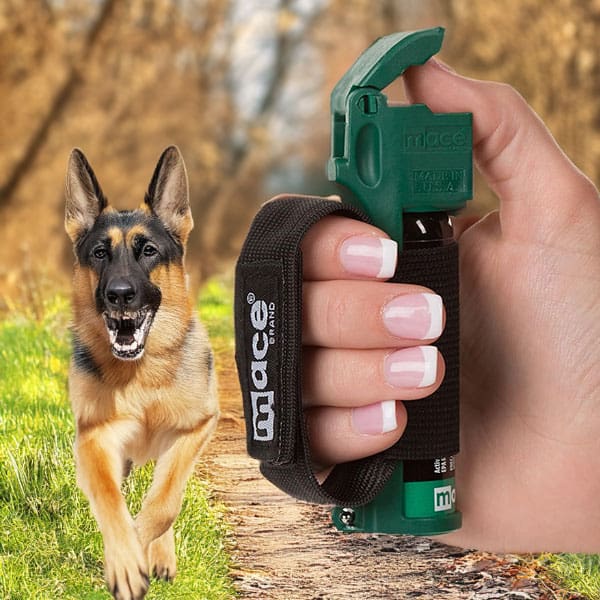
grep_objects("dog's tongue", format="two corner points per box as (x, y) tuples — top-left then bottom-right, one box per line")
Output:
(116, 319), (136, 345)
(103, 311), (153, 360)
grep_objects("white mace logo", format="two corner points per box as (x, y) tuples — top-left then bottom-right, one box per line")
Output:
(433, 485), (456, 512)
(247, 294), (276, 442)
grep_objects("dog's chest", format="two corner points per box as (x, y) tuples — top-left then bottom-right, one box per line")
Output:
(113, 383), (203, 461)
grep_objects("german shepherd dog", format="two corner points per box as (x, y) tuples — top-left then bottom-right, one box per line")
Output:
(64, 146), (218, 600)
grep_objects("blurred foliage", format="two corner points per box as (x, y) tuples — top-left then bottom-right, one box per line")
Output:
(0, 0), (598, 307)
(544, 553), (600, 599)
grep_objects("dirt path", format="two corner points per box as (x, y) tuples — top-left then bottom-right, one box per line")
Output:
(202, 354), (580, 600)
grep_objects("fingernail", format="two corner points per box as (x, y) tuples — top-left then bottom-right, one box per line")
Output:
(385, 346), (438, 388)
(382, 293), (443, 340)
(340, 236), (397, 279)
(352, 400), (397, 435)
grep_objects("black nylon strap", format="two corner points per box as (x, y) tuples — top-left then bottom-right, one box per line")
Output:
(385, 242), (460, 460)
(234, 195), (459, 506)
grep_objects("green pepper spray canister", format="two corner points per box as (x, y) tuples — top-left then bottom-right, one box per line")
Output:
(328, 27), (472, 536)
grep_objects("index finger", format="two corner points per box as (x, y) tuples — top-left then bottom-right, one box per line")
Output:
(301, 215), (398, 281)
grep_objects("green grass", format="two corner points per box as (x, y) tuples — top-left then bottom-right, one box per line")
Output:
(0, 288), (236, 599)
(197, 274), (235, 353)
(545, 554), (600, 599)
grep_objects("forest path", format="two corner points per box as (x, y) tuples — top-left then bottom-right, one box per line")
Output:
(201, 353), (575, 600)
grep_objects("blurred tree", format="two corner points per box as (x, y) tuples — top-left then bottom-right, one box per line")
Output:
(0, 0), (117, 204)
(0, 0), (325, 304)
(0, 0), (598, 307)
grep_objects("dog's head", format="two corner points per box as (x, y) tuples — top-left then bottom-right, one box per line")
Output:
(65, 146), (193, 361)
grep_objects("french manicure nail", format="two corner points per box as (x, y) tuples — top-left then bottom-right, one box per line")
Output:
(385, 346), (438, 388)
(340, 236), (397, 278)
(352, 400), (397, 435)
(382, 293), (443, 340)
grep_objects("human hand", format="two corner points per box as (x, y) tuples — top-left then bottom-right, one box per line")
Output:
(301, 59), (600, 552)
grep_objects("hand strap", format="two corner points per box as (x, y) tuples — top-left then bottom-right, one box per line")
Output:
(234, 195), (459, 506)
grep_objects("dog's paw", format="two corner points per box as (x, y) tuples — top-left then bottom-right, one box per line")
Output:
(104, 538), (150, 600)
(148, 528), (177, 582)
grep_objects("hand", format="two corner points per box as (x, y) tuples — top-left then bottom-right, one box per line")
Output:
(301, 59), (600, 552)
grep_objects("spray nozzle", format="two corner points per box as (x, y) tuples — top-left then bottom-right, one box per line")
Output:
(328, 27), (473, 245)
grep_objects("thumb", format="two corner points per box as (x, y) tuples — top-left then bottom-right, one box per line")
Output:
(403, 59), (599, 237)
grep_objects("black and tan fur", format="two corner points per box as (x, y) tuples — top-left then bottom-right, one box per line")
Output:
(65, 146), (218, 600)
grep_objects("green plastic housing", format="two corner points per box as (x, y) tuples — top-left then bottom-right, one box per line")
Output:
(328, 27), (473, 247)
(328, 27), (472, 535)
(332, 464), (461, 535)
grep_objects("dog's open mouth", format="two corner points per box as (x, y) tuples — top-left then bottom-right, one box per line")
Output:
(102, 308), (155, 360)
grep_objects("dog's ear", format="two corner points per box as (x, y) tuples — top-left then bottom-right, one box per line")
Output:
(65, 149), (107, 243)
(144, 146), (193, 244)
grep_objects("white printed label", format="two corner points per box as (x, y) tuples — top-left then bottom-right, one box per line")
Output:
(247, 293), (277, 442)
(433, 485), (455, 512)
(251, 391), (274, 441)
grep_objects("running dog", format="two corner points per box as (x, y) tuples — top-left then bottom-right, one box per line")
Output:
(65, 146), (218, 600)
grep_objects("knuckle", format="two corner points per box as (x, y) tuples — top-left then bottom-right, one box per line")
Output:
(479, 81), (529, 141)
(486, 81), (527, 111)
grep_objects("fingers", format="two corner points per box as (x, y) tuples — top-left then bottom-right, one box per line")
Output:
(305, 400), (407, 467)
(301, 215), (398, 281)
(403, 59), (599, 236)
(302, 346), (445, 407)
(298, 197), (446, 471)
(303, 281), (444, 348)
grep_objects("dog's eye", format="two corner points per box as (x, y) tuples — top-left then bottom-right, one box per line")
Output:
(142, 244), (158, 257)
(93, 247), (108, 260)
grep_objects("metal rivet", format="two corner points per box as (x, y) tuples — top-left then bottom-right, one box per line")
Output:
(340, 507), (355, 526)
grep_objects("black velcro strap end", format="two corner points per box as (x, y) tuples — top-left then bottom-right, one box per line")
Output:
(234, 196), (368, 469)
(235, 259), (286, 462)
(260, 454), (397, 507)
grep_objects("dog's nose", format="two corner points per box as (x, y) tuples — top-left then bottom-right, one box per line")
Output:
(106, 278), (137, 309)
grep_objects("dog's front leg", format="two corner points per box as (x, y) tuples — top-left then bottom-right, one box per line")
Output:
(75, 428), (150, 600)
(135, 414), (218, 580)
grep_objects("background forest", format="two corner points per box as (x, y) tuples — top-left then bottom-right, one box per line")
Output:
(1, 2), (600, 597)
(1, 0), (599, 308)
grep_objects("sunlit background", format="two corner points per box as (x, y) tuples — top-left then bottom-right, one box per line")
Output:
(1, 0), (599, 308)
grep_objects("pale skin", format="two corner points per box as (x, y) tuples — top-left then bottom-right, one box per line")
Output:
(301, 59), (600, 552)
